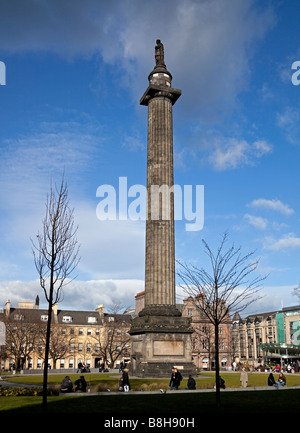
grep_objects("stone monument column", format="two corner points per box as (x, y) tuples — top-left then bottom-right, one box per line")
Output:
(129, 40), (195, 378)
(141, 39), (181, 317)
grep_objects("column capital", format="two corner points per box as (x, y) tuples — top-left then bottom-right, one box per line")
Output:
(140, 84), (181, 106)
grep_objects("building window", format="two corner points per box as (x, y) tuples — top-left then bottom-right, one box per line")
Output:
(221, 358), (227, 367)
(62, 315), (72, 323)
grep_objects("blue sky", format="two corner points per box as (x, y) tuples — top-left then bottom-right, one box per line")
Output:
(0, 0), (300, 314)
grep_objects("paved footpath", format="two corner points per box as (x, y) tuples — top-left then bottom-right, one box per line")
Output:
(0, 377), (39, 388)
(57, 385), (300, 397)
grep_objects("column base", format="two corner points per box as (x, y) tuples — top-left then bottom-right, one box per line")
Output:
(129, 315), (196, 379)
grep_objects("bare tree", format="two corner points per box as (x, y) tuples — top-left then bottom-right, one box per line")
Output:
(3, 312), (41, 371)
(293, 284), (300, 302)
(38, 323), (71, 369)
(32, 176), (80, 413)
(89, 302), (131, 368)
(93, 314), (131, 368)
(177, 232), (266, 407)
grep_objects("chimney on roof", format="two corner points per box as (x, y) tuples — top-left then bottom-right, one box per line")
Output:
(5, 299), (10, 316)
(134, 291), (145, 316)
(52, 303), (58, 323)
(96, 304), (104, 316)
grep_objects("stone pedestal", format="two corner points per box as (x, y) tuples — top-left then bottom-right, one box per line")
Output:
(130, 313), (196, 377)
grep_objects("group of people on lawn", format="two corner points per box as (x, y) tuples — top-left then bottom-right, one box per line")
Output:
(60, 367), (287, 393)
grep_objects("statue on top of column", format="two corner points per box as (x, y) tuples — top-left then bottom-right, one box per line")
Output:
(155, 39), (166, 67)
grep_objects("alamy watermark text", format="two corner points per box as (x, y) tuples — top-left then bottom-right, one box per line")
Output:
(96, 177), (204, 231)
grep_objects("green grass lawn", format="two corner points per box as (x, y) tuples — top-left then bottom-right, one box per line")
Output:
(1, 389), (300, 414)
(3, 371), (300, 389)
(1, 372), (300, 414)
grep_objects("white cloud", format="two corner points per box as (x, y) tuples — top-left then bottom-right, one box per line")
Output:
(264, 233), (300, 251)
(75, 201), (145, 280)
(122, 134), (145, 152)
(276, 106), (300, 144)
(208, 138), (272, 171)
(0, 0), (275, 118)
(0, 278), (144, 311)
(244, 214), (268, 230)
(245, 285), (297, 315)
(0, 119), (146, 284)
(0, 119), (103, 212)
(248, 198), (294, 215)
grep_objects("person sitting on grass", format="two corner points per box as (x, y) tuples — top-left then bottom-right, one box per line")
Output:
(268, 372), (276, 386)
(274, 372), (286, 389)
(60, 376), (73, 393)
(75, 375), (87, 392)
(185, 375), (196, 390)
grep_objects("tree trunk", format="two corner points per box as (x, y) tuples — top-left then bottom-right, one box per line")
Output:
(215, 321), (221, 407)
(42, 270), (54, 413)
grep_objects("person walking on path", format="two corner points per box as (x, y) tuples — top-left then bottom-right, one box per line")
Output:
(240, 367), (248, 388)
(169, 367), (182, 390)
(122, 368), (130, 391)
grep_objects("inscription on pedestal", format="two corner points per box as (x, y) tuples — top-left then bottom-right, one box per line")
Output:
(153, 340), (184, 356)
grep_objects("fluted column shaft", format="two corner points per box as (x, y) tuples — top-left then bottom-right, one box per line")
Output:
(145, 94), (175, 307)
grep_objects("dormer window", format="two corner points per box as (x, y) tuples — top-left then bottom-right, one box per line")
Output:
(41, 315), (48, 322)
(62, 315), (72, 323)
(88, 316), (97, 324)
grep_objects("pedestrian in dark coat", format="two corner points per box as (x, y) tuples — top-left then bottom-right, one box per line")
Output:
(169, 368), (182, 390)
(122, 368), (130, 390)
(268, 373), (276, 386)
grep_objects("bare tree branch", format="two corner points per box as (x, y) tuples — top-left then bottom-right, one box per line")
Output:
(176, 232), (267, 407)
(31, 175), (80, 413)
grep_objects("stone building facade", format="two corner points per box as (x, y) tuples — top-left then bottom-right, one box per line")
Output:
(2, 295), (299, 373)
(180, 296), (232, 370)
(232, 305), (300, 367)
(0, 299), (131, 371)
